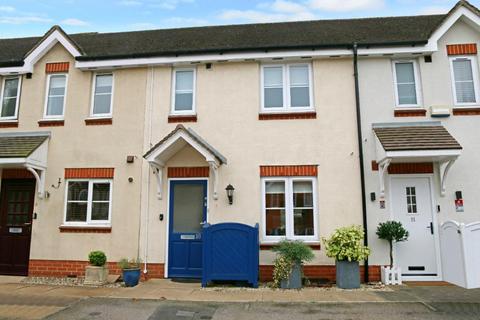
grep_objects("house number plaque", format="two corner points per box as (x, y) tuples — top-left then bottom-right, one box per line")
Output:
(9, 227), (22, 234)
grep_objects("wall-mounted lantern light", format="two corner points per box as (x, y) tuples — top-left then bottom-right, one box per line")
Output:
(226, 184), (235, 205)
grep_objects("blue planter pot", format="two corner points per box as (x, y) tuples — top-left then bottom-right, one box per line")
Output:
(280, 263), (302, 289)
(122, 268), (141, 287)
(336, 260), (360, 289)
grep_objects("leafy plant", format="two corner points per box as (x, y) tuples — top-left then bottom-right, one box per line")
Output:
(88, 251), (107, 267)
(272, 256), (294, 288)
(118, 258), (142, 270)
(272, 240), (315, 265)
(376, 221), (409, 268)
(323, 225), (370, 262)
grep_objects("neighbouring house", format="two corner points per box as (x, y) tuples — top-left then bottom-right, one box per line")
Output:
(0, 0), (478, 284)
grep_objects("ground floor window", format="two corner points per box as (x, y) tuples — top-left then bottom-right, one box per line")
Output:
(262, 177), (317, 241)
(64, 179), (112, 225)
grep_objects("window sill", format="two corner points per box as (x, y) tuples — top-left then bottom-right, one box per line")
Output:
(38, 119), (65, 127)
(452, 107), (480, 115)
(59, 225), (112, 233)
(260, 242), (321, 250)
(259, 111), (317, 120)
(393, 108), (426, 117)
(0, 120), (18, 128)
(85, 117), (113, 125)
(168, 114), (197, 123)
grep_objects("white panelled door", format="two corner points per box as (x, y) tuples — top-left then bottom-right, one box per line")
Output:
(391, 176), (438, 278)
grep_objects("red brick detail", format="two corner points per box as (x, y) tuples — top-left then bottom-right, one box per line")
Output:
(447, 43), (477, 56)
(259, 265), (381, 283)
(64, 168), (115, 179)
(2, 169), (34, 179)
(45, 62), (70, 73)
(371, 162), (434, 174)
(453, 107), (480, 116)
(0, 121), (18, 128)
(85, 118), (113, 125)
(167, 167), (209, 178)
(394, 109), (426, 117)
(260, 165), (317, 177)
(38, 120), (64, 127)
(59, 226), (112, 233)
(260, 243), (321, 250)
(28, 259), (164, 279)
(168, 115), (197, 123)
(371, 161), (379, 171)
(259, 112), (317, 120)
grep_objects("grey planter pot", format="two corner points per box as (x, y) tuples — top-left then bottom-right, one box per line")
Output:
(84, 266), (108, 286)
(336, 260), (360, 289)
(280, 263), (302, 289)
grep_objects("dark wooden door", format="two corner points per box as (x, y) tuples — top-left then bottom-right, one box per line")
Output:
(0, 179), (36, 276)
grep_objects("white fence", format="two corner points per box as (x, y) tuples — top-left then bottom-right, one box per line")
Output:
(440, 220), (480, 289)
(381, 266), (402, 285)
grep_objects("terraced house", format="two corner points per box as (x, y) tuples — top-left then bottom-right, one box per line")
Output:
(0, 0), (478, 284)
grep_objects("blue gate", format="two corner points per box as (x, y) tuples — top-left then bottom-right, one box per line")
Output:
(201, 223), (259, 287)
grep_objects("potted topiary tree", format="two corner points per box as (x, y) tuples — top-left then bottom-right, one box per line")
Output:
(118, 258), (142, 287)
(323, 225), (370, 289)
(272, 240), (314, 289)
(84, 251), (108, 286)
(376, 221), (409, 285)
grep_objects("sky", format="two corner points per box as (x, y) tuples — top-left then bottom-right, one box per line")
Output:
(0, 0), (479, 38)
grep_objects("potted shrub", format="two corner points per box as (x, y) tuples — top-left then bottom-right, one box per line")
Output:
(118, 258), (142, 287)
(376, 221), (409, 285)
(272, 240), (314, 289)
(323, 225), (370, 289)
(84, 251), (108, 286)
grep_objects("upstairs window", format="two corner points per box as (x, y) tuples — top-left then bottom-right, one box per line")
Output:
(172, 68), (195, 114)
(261, 63), (313, 112)
(393, 61), (421, 107)
(44, 74), (67, 118)
(91, 74), (113, 117)
(450, 56), (479, 105)
(0, 77), (21, 120)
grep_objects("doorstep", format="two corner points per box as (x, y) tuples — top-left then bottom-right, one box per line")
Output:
(0, 276), (26, 284)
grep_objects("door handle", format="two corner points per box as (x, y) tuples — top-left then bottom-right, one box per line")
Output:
(24, 223), (32, 226)
(427, 222), (434, 235)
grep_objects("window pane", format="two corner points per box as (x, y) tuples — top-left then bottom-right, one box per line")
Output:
(264, 88), (283, 108)
(293, 181), (313, 207)
(397, 84), (417, 105)
(455, 81), (476, 103)
(294, 208), (314, 236)
(175, 93), (193, 110)
(1, 98), (16, 117)
(66, 202), (87, 222)
(46, 96), (65, 116)
(290, 66), (308, 85)
(48, 76), (66, 96)
(91, 203), (109, 220)
(95, 75), (112, 94)
(453, 59), (476, 103)
(93, 183), (110, 201)
(3, 78), (19, 98)
(172, 183), (204, 233)
(265, 181), (286, 236)
(67, 181), (89, 201)
(175, 70), (193, 91)
(290, 87), (310, 107)
(93, 94), (112, 114)
(395, 63), (415, 83)
(453, 60), (474, 81)
(293, 181), (314, 236)
(266, 209), (286, 235)
(264, 67), (283, 87)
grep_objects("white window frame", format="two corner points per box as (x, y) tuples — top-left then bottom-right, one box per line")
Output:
(63, 179), (113, 226)
(260, 63), (314, 113)
(89, 73), (114, 118)
(171, 67), (196, 115)
(449, 55), (480, 106)
(392, 60), (422, 108)
(43, 73), (68, 119)
(0, 76), (21, 120)
(261, 177), (318, 242)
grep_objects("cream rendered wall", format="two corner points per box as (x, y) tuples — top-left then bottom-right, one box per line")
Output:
(359, 20), (480, 266)
(142, 58), (363, 267)
(0, 43), (147, 262)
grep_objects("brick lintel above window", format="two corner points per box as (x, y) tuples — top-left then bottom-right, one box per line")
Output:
(260, 165), (318, 177)
(64, 168), (114, 179)
(447, 43), (477, 56)
(45, 62), (70, 73)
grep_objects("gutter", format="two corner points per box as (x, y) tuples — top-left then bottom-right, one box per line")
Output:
(352, 43), (369, 283)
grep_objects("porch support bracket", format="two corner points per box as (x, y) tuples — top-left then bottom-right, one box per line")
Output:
(439, 158), (457, 197)
(150, 162), (164, 200)
(208, 161), (219, 200)
(378, 158), (392, 199)
(25, 166), (45, 199)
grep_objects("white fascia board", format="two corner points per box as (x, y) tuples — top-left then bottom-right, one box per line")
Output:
(0, 158), (27, 166)
(0, 29), (81, 76)
(380, 149), (462, 162)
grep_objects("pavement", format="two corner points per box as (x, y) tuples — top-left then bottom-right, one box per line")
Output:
(0, 277), (478, 319)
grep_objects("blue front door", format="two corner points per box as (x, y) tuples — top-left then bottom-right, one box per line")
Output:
(168, 180), (207, 278)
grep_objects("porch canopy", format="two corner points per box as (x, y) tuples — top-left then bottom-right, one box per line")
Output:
(144, 125), (227, 200)
(0, 131), (50, 198)
(373, 122), (462, 197)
